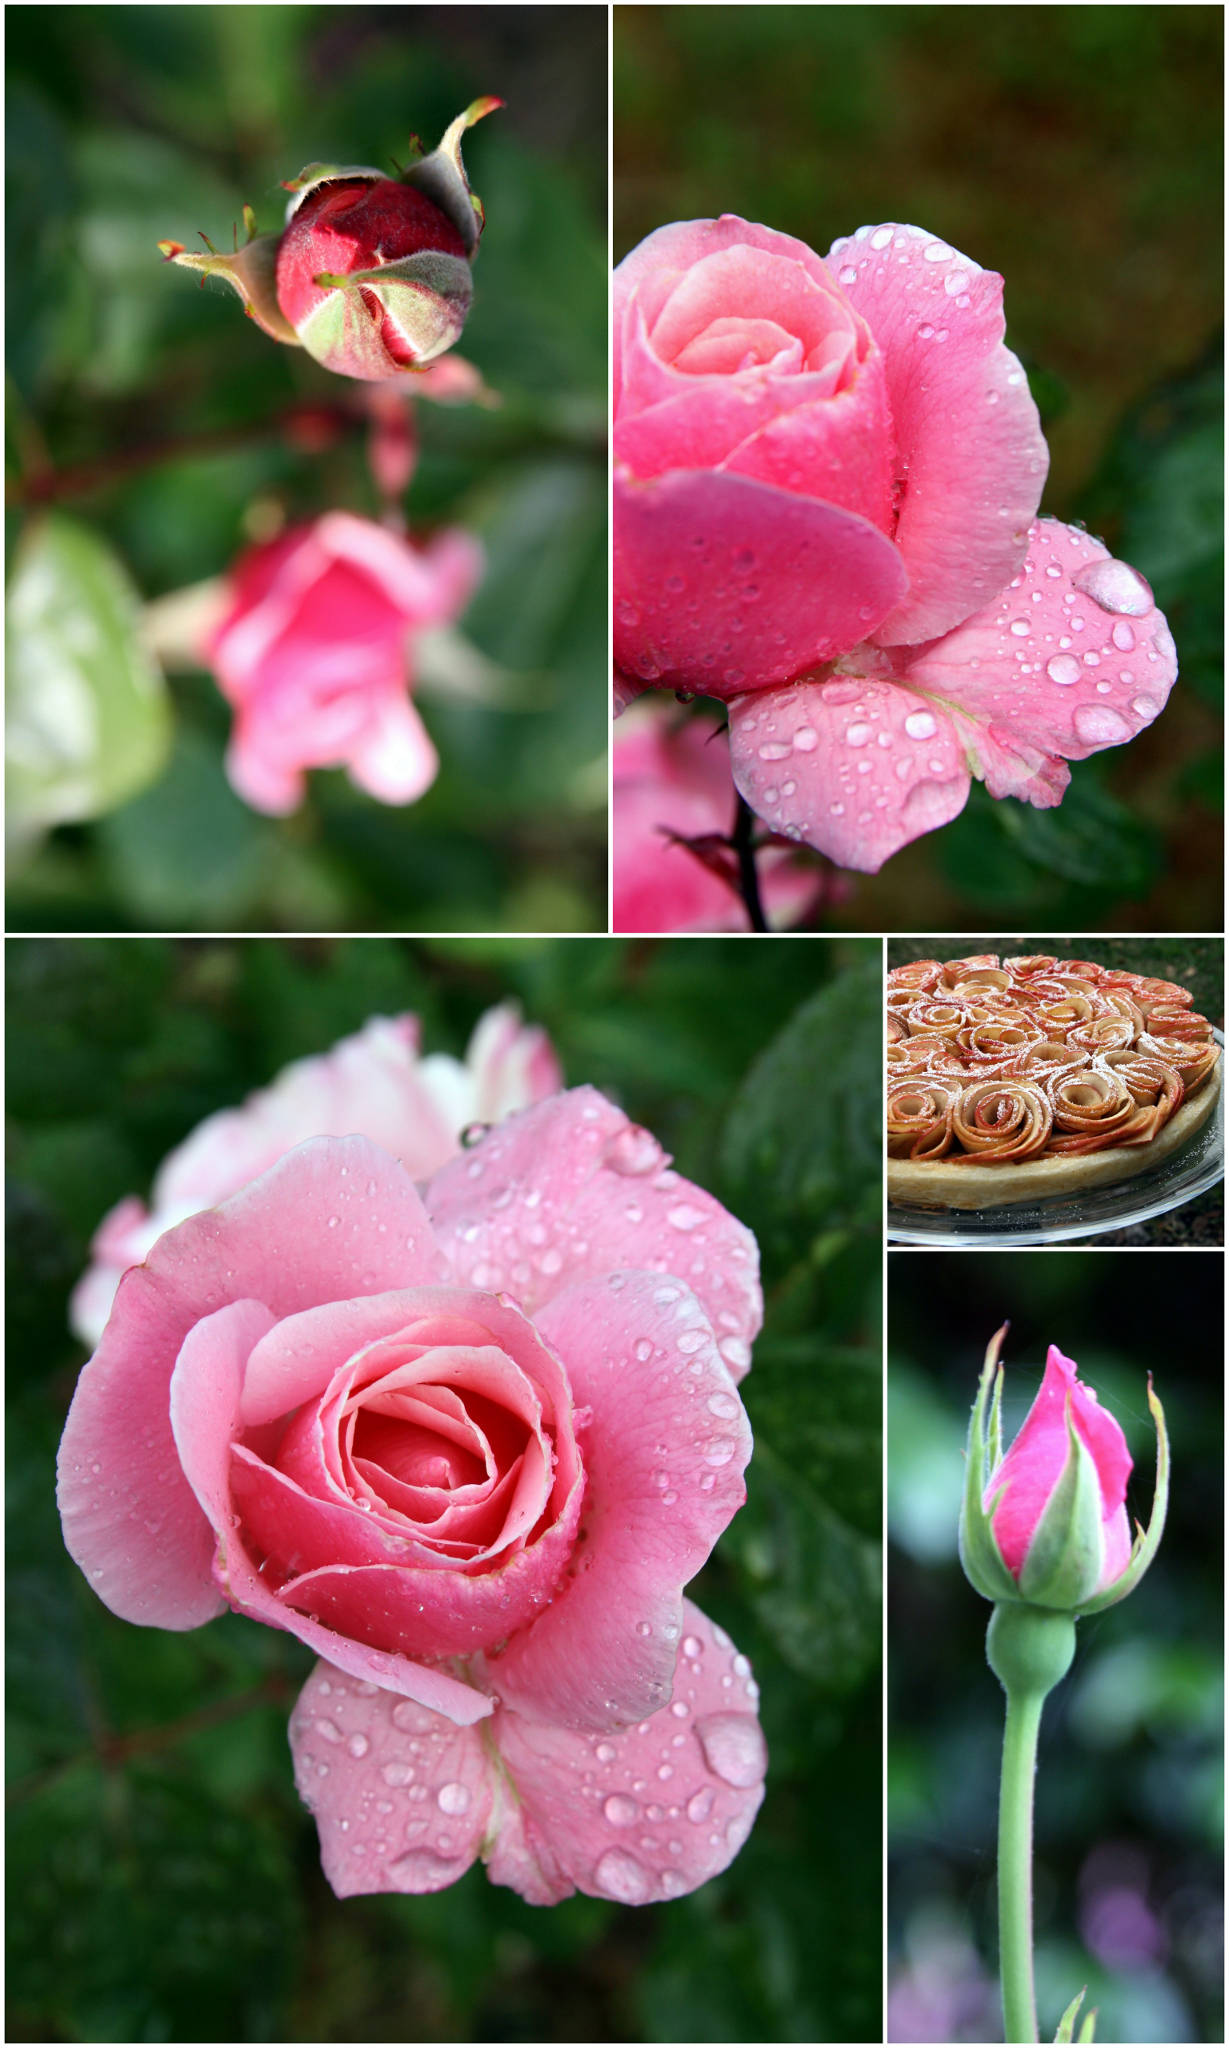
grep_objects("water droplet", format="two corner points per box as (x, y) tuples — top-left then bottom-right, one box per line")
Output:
(346, 1733), (370, 1759)
(707, 1391), (740, 1419)
(944, 269), (970, 296)
(605, 1125), (664, 1176)
(388, 1847), (460, 1889)
(1112, 621), (1136, 651)
(837, 265), (858, 286)
(667, 1205), (706, 1232)
(903, 710), (937, 741)
(846, 722), (871, 747)
(682, 1635), (703, 1659)
(923, 242), (952, 262)
(1046, 654), (1082, 687)
(437, 1781), (470, 1816)
(695, 1712), (768, 1789)
(594, 1847), (652, 1903)
(686, 1786), (715, 1823)
(757, 741), (791, 762)
(1130, 695), (1159, 720)
(1072, 703), (1130, 745)
(595, 1741), (617, 1763)
(1072, 558), (1153, 616)
(870, 226), (894, 250)
(316, 1718), (343, 1744)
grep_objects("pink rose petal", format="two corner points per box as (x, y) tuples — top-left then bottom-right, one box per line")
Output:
(425, 1089), (762, 1364)
(827, 223), (1048, 645)
(904, 517), (1178, 799)
(614, 464), (907, 698)
(490, 1598), (766, 1905)
(56, 1136), (448, 1631)
(988, 1344), (1133, 1592)
(290, 1661), (494, 1897)
(729, 674), (970, 872)
(480, 1272), (751, 1729)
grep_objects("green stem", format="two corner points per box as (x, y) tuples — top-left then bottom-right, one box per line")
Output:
(998, 1684), (1044, 2043)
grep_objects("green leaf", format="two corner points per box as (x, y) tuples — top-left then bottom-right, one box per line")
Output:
(95, 724), (271, 929)
(718, 958), (881, 1271)
(6, 515), (170, 848)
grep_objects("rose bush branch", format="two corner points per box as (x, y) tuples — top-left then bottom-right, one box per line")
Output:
(959, 1326), (1169, 2043)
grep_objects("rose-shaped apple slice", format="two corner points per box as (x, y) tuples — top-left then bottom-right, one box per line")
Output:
(291, 1598), (766, 1904)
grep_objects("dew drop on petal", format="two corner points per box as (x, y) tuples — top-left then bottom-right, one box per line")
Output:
(694, 1712), (768, 1789)
(1072, 703), (1130, 745)
(1046, 654), (1082, 687)
(594, 1847), (652, 1903)
(437, 1781), (471, 1816)
(1072, 558), (1153, 617)
(903, 710), (937, 741)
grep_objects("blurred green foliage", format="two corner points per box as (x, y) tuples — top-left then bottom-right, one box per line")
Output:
(615, 4), (1223, 932)
(887, 1252), (1223, 2043)
(7, 6), (607, 932)
(7, 933), (882, 2042)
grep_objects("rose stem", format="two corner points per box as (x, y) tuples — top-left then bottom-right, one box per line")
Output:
(997, 1681), (1044, 2043)
(732, 791), (769, 933)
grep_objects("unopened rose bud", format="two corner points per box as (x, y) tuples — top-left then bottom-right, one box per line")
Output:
(158, 100), (500, 381)
(959, 1326), (1168, 1617)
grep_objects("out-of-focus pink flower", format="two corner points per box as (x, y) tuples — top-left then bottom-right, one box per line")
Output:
(70, 1005), (560, 1349)
(613, 215), (1177, 872)
(57, 1091), (765, 1905)
(613, 700), (831, 932)
(987, 1344), (1133, 1595)
(159, 101), (499, 381)
(205, 511), (481, 814)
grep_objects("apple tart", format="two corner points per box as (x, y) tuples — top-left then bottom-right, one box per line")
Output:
(887, 954), (1222, 1209)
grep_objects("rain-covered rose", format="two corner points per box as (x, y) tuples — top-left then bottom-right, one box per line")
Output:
(159, 101), (499, 380)
(613, 699), (831, 932)
(70, 1004), (560, 1349)
(205, 511), (481, 814)
(57, 1090), (766, 1904)
(614, 215), (1177, 872)
(960, 1334), (1167, 1614)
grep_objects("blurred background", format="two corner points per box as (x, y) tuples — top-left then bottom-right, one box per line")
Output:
(8, 932), (881, 2042)
(7, 6), (608, 933)
(888, 1252), (1223, 2043)
(615, 4), (1224, 932)
(887, 936), (1225, 1245)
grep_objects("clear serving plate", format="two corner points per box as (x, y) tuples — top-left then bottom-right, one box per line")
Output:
(887, 1030), (1225, 1246)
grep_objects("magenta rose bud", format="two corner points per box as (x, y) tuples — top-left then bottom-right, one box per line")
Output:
(960, 1326), (1168, 1617)
(158, 100), (500, 380)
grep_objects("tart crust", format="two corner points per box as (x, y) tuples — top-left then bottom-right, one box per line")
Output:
(890, 1060), (1221, 1211)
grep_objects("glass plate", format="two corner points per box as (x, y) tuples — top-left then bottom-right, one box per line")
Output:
(887, 1031), (1225, 1246)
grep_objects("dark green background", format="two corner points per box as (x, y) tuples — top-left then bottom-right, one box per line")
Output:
(888, 1250), (1223, 2044)
(8, 6), (608, 934)
(8, 933), (882, 2042)
(616, 4), (1223, 933)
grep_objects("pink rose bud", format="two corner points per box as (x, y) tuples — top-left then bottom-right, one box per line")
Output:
(158, 100), (500, 381)
(960, 1327), (1168, 1616)
(203, 510), (481, 815)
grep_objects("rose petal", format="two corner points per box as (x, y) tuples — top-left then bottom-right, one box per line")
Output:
(828, 223), (1047, 644)
(989, 1344), (1133, 1589)
(346, 691), (439, 804)
(425, 1088), (762, 1364)
(488, 1599), (766, 1905)
(614, 464), (908, 698)
(729, 674), (970, 872)
(903, 517), (1178, 798)
(168, 1299), (492, 1721)
(480, 1272), (750, 1729)
(57, 1135), (447, 1631)
(290, 1660), (494, 1897)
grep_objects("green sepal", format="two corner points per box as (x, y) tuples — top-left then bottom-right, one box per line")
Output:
(401, 96), (501, 255)
(156, 231), (299, 345)
(281, 162), (385, 222)
(299, 251), (472, 376)
(1075, 1376), (1169, 1616)
(1017, 1400), (1105, 1608)
(958, 1325), (1020, 1604)
(1054, 1985), (1097, 2042)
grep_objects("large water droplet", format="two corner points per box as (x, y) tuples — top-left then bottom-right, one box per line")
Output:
(1072, 703), (1130, 745)
(594, 1847), (652, 1903)
(437, 1780), (470, 1816)
(346, 1733), (370, 1760)
(605, 1124), (663, 1177)
(1046, 654), (1082, 687)
(667, 1205), (706, 1232)
(846, 722), (871, 747)
(694, 1712), (768, 1789)
(1072, 557), (1152, 616)
(903, 710), (937, 741)
(1112, 620), (1136, 651)
(382, 1761), (414, 1787)
(387, 1847), (461, 1890)
(686, 1786), (715, 1823)
(791, 726), (818, 752)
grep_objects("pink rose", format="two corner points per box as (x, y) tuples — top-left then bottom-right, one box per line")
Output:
(159, 101), (500, 381)
(57, 1090), (765, 1905)
(206, 512), (481, 814)
(986, 1344), (1132, 1594)
(70, 1004), (561, 1350)
(614, 215), (1177, 872)
(613, 699), (831, 932)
